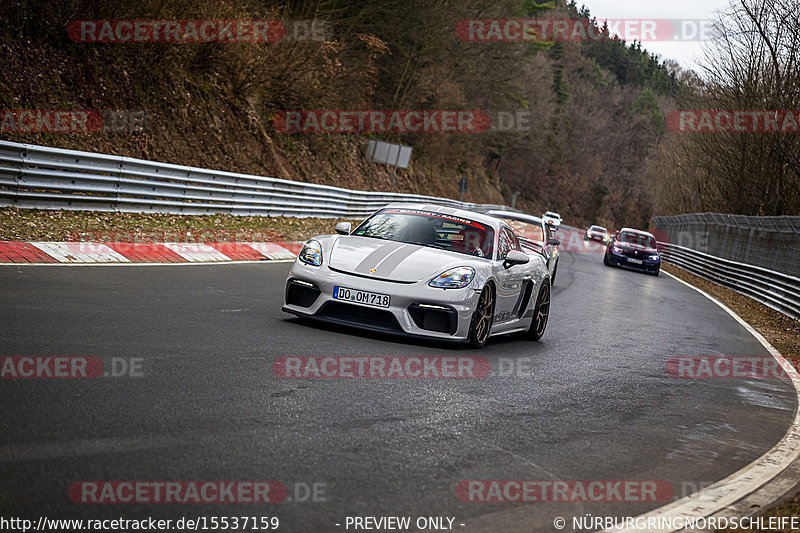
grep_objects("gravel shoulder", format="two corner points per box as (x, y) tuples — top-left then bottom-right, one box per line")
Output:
(0, 207), (359, 243)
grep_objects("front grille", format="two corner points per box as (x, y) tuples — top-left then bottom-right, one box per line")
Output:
(622, 249), (646, 259)
(286, 279), (321, 308)
(317, 301), (402, 331)
(408, 304), (457, 335)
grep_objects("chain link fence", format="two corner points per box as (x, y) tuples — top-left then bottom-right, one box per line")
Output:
(652, 213), (800, 278)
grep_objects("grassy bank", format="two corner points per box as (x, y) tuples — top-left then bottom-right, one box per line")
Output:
(0, 207), (358, 243)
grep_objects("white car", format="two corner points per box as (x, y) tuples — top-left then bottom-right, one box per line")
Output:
(485, 210), (560, 285)
(283, 203), (552, 347)
(542, 211), (562, 229)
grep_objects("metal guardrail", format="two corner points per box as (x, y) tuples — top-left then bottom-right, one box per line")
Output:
(658, 242), (800, 320)
(0, 141), (511, 217)
(653, 213), (800, 278)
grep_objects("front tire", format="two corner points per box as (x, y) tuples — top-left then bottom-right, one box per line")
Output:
(526, 280), (551, 341)
(603, 252), (611, 266)
(468, 284), (495, 348)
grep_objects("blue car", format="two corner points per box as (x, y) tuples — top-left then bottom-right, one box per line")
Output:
(603, 228), (661, 276)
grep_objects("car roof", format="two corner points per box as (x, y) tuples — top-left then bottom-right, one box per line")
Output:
(618, 227), (655, 238)
(382, 203), (503, 230)
(485, 210), (544, 225)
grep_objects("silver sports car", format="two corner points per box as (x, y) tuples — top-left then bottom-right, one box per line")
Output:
(282, 203), (552, 347)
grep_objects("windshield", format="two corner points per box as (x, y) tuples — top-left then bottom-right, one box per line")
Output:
(618, 232), (656, 248)
(590, 226), (606, 232)
(500, 218), (545, 242)
(352, 208), (495, 258)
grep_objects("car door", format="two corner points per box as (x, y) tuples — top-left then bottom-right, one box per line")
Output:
(493, 227), (528, 325)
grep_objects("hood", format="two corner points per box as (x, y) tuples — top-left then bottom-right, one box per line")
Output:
(328, 236), (471, 283)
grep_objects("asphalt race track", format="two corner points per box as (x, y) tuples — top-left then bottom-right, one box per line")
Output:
(0, 248), (796, 532)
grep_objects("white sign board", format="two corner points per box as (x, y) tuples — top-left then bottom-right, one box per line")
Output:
(366, 140), (412, 169)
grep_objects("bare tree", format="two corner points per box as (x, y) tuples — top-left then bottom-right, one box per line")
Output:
(672, 0), (800, 215)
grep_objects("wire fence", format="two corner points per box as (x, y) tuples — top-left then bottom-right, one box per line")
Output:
(653, 213), (800, 278)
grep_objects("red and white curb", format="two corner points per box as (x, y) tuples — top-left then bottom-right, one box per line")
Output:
(0, 241), (303, 264)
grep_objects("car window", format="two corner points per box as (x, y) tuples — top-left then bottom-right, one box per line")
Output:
(506, 228), (521, 251)
(618, 231), (656, 248)
(352, 208), (495, 258)
(498, 227), (519, 259)
(498, 228), (511, 259)
(500, 218), (544, 242)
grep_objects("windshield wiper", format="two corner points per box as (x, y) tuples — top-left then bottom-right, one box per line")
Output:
(407, 241), (446, 250)
(355, 233), (393, 241)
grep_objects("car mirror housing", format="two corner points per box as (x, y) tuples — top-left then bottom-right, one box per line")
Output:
(335, 222), (352, 235)
(503, 250), (530, 268)
(548, 238), (561, 246)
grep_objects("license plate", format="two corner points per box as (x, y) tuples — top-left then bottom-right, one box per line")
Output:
(627, 258), (643, 264)
(333, 286), (390, 308)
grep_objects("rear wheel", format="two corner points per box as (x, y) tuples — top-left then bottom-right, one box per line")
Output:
(526, 280), (551, 341)
(468, 284), (495, 348)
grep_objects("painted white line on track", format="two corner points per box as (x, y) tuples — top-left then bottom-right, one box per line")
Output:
(598, 270), (800, 533)
(0, 259), (296, 267)
(161, 243), (232, 262)
(245, 242), (297, 260)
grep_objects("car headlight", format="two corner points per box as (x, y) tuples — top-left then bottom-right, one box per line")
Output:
(298, 240), (323, 266)
(611, 245), (623, 254)
(649, 254), (661, 261)
(429, 267), (475, 289)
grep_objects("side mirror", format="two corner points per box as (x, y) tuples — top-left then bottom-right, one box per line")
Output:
(335, 222), (352, 235)
(548, 238), (561, 246)
(503, 250), (530, 269)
